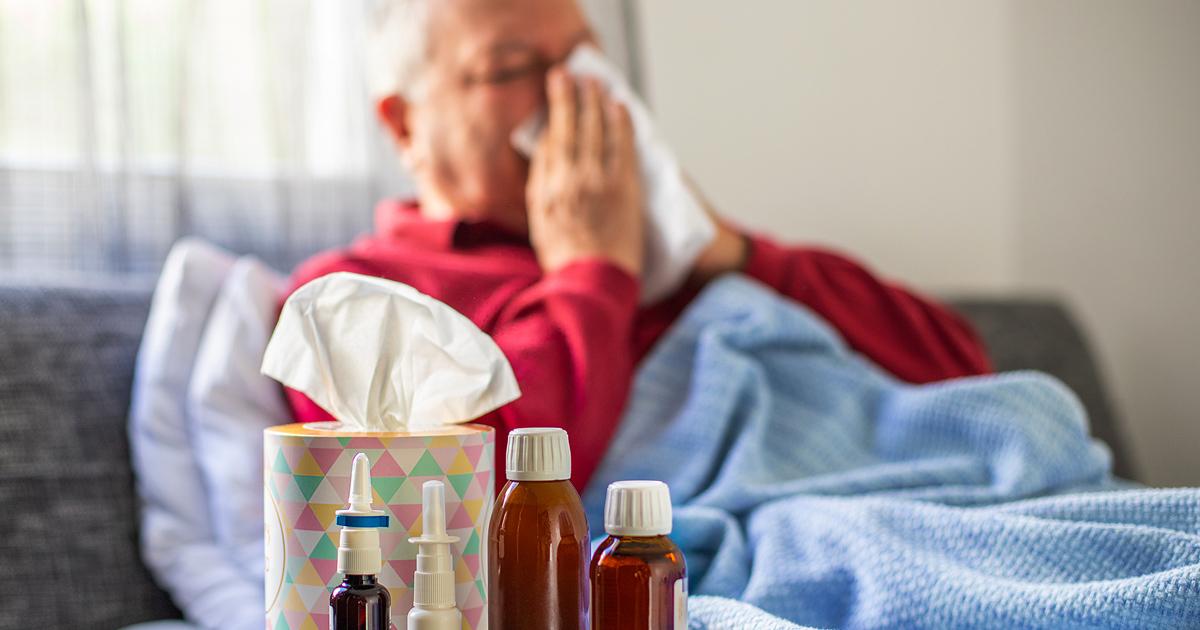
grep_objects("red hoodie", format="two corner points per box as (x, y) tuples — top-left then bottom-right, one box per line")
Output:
(282, 200), (991, 491)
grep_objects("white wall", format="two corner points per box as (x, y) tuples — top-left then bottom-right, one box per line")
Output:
(1010, 0), (1200, 487)
(637, 0), (1018, 291)
(636, 0), (1200, 486)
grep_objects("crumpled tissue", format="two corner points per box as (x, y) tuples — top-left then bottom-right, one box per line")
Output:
(511, 44), (716, 305)
(260, 271), (521, 431)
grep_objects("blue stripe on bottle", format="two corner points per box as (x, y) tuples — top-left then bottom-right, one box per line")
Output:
(336, 514), (390, 528)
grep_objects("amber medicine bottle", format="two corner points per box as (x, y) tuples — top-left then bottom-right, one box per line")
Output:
(487, 427), (590, 630)
(590, 480), (687, 630)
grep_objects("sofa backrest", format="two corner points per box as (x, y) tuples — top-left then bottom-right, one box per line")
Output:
(0, 278), (179, 629)
(949, 297), (1133, 479)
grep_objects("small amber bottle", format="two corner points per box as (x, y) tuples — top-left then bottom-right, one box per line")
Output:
(488, 428), (590, 630)
(590, 480), (687, 630)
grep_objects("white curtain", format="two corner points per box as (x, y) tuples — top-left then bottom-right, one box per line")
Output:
(0, 0), (638, 274)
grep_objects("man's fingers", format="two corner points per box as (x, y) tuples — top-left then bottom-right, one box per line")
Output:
(605, 98), (635, 175)
(545, 67), (577, 160)
(577, 78), (605, 167)
(528, 136), (548, 191)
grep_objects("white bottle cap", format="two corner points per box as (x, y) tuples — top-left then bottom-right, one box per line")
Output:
(604, 480), (673, 537)
(506, 428), (572, 481)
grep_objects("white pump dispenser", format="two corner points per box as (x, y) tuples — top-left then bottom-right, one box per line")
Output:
(335, 453), (389, 576)
(406, 480), (462, 630)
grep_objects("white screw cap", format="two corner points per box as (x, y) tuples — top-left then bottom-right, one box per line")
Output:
(506, 428), (571, 481)
(604, 480), (673, 537)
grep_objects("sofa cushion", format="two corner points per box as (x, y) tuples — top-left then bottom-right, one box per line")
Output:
(0, 278), (179, 630)
(185, 255), (288, 623)
(129, 240), (265, 630)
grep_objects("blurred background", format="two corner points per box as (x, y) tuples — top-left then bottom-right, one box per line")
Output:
(1, 0), (1197, 486)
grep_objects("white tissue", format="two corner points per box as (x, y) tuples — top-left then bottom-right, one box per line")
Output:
(511, 44), (717, 305)
(260, 272), (521, 432)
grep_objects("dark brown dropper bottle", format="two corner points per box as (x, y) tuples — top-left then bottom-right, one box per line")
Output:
(488, 427), (590, 629)
(331, 574), (390, 630)
(330, 453), (391, 630)
(591, 480), (687, 630)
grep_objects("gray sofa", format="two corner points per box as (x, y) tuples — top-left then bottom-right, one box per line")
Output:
(0, 276), (1135, 630)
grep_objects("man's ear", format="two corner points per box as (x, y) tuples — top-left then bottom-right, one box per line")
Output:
(376, 94), (413, 152)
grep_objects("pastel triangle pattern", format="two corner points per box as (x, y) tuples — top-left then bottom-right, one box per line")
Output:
(372, 475), (405, 503)
(309, 478), (342, 504)
(431, 446), (461, 472)
(284, 610), (307, 629)
(409, 451), (443, 476)
(265, 429), (494, 629)
(447, 504), (473, 529)
(294, 530), (324, 556)
(392, 478), (423, 505)
(281, 445), (304, 469)
(294, 476), (324, 501)
(372, 451), (406, 477)
(310, 504), (342, 531)
(295, 505), (323, 532)
(293, 451), (324, 476)
(445, 451), (475, 475)
(463, 443), (484, 467)
(427, 435), (461, 448)
(308, 448), (342, 474)
(446, 473), (473, 499)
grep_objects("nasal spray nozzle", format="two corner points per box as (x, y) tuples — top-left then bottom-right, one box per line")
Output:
(406, 480), (462, 629)
(331, 453), (391, 630)
(335, 453), (389, 576)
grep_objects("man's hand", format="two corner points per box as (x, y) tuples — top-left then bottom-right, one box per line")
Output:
(526, 68), (645, 278)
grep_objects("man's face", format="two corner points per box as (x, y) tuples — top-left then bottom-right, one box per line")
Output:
(390, 0), (593, 230)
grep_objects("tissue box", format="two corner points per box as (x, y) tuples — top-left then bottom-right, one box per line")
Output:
(264, 422), (495, 630)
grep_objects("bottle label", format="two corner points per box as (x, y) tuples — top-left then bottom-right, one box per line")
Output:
(674, 577), (688, 629)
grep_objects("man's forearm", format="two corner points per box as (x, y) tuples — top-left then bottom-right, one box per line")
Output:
(741, 234), (992, 382)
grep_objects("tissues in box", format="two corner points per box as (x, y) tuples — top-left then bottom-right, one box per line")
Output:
(264, 422), (495, 630)
(260, 272), (520, 629)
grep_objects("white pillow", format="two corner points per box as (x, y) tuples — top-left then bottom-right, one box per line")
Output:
(129, 239), (255, 628)
(188, 255), (288, 593)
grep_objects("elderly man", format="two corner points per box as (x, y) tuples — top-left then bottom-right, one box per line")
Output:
(284, 0), (991, 491)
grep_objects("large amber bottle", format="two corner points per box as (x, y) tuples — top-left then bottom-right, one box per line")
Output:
(488, 428), (590, 630)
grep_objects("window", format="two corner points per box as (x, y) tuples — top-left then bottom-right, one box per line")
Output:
(0, 0), (635, 273)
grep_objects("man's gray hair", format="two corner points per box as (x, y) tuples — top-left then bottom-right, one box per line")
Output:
(368, 0), (432, 100)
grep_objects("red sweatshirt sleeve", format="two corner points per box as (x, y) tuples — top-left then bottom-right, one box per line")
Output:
(480, 259), (640, 490)
(742, 234), (992, 383)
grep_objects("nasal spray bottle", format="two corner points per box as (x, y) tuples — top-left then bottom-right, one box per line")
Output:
(406, 480), (462, 630)
(331, 453), (391, 630)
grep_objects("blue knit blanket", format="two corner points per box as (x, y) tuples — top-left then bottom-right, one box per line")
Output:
(582, 276), (1200, 629)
